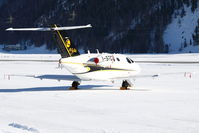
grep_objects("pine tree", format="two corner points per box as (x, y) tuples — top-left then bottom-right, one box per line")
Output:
(191, 0), (198, 13)
(184, 38), (187, 47)
(190, 39), (192, 45)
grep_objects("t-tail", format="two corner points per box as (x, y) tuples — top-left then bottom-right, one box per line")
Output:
(6, 24), (92, 58)
(52, 24), (79, 58)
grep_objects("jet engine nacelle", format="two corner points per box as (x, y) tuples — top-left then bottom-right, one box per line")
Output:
(86, 56), (103, 65)
(85, 55), (115, 68)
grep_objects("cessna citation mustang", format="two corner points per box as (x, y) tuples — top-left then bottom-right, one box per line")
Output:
(6, 24), (141, 90)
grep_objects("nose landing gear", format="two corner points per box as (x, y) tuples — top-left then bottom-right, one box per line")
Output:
(120, 80), (133, 90)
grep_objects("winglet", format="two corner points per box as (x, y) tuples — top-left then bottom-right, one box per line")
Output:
(6, 28), (14, 31)
(87, 24), (92, 28)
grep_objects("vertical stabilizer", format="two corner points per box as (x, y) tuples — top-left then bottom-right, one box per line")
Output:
(52, 24), (80, 58)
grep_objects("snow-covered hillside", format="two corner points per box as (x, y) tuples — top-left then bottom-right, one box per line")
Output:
(2, 0), (199, 53)
(0, 45), (57, 54)
(164, 4), (199, 53)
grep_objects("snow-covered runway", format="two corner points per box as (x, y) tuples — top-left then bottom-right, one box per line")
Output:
(0, 54), (199, 133)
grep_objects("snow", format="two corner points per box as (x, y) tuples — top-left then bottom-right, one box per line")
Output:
(131, 53), (199, 62)
(163, 5), (199, 53)
(181, 45), (199, 53)
(0, 53), (199, 133)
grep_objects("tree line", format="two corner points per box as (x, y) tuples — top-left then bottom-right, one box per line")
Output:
(0, 0), (198, 53)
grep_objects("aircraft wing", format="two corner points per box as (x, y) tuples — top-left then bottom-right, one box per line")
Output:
(9, 74), (81, 81)
(6, 24), (92, 31)
(34, 74), (81, 81)
(131, 71), (192, 80)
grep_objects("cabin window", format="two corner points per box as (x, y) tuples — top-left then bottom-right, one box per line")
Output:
(130, 59), (134, 63)
(116, 58), (120, 61)
(126, 58), (131, 64)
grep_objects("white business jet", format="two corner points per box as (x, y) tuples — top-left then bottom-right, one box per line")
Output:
(6, 24), (141, 90)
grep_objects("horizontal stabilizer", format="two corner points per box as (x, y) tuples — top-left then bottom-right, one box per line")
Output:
(6, 27), (51, 31)
(6, 24), (92, 31)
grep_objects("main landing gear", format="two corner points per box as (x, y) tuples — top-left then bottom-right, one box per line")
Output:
(69, 81), (80, 90)
(69, 80), (133, 90)
(120, 80), (133, 90)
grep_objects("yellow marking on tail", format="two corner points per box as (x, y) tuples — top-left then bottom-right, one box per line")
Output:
(54, 24), (72, 57)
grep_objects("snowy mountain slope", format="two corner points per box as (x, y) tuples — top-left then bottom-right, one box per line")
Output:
(2, 0), (198, 53)
(0, 45), (57, 54)
(164, 4), (199, 53)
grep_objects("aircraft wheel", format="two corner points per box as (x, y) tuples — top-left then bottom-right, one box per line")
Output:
(120, 80), (130, 90)
(69, 81), (80, 90)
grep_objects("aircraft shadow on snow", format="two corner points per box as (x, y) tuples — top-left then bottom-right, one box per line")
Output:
(0, 85), (114, 93)
(0, 74), (150, 93)
(0, 74), (119, 93)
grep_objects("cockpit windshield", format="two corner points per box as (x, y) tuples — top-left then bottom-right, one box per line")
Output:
(130, 58), (134, 63)
(126, 57), (134, 64)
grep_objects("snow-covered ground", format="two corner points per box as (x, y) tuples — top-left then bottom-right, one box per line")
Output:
(132, 53), (199, 62)
(0, 54), (199, 133)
